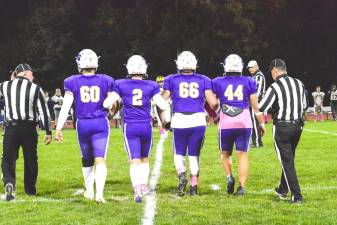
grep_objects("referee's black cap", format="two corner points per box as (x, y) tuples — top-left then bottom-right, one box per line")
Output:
(14, 63), (35, 74)
(269, 59), (286, 71)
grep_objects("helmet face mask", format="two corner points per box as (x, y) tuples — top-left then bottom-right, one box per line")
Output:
(76, 49), (99, 73)
(223, 54), (243, 74)
(176, 51), (197, 71)
(126, 55), (148, 77)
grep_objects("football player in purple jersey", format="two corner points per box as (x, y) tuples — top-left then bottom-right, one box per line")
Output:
(162, 51), (217, 196)
(103, 55), (170, 203)
(55, 49), (114, 203)
(212, 54), (266, 195)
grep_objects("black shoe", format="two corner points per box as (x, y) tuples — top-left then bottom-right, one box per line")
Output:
(5, 183), (15, 201)
(235, 186), (245, 196)
(177, 172), (188, 197)
(189, 185), (198, 196)
(290, 197), (303, 204)
(274, 187), (287, 200)
(226, 176), (235, 194)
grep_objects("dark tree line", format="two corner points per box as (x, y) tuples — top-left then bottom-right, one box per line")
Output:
(0, 0), (336, 96)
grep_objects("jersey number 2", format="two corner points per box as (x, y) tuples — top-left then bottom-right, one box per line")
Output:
(80, 86), (100, 103)
(224, 85), (243, 101)
(132, 89), (143, 106)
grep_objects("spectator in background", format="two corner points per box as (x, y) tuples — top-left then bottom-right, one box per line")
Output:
(328, 84), (337, 121)
(43, 91), (54, 121)
(51, 88), (63, 126)
(312, 86), (325, 122)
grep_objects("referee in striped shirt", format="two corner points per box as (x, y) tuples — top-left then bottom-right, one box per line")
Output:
(0, 63), (52, 201)
(259, 59), (307, 204)
(247, 60), (266, 147)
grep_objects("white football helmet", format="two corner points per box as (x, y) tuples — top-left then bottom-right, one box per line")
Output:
(126, 55), (148, 75)
(76, 49), (99, 72)
(223, 54), (243, 73)
(176, 51), (197, 71)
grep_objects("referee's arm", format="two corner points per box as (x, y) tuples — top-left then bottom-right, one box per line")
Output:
(37, 87), (52, 137)
(258, 86), (276, 112)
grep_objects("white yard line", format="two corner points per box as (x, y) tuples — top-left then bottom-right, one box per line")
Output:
(304, 128), (337, 136)
(209, 184), (337, 194)
(141, 137), (166, 225)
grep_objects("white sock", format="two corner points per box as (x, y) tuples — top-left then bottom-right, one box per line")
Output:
(174, 154), (186, 174)
(95, 163), (107, 199)
(140, 162), (150, 186)
(82, 166), (94, 194)
(130, 163), (142, 194)
(189, 156), (199, 176)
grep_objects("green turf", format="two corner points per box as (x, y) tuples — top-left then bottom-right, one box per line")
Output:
(0, 121), (336, 225)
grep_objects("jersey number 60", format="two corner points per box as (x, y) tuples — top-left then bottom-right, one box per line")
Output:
(80, 86), (100, 103)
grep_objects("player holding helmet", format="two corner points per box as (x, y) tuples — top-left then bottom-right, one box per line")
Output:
(103, 55), (170, 203)
(162, 51), (217, 196)
(55, 49), (114, 204)
(212, 54), (265, 195)
(328, 84), (337, 121)
(312, 86), (325, 121)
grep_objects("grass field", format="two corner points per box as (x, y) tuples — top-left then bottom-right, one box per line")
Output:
(0, 121), (336, 225)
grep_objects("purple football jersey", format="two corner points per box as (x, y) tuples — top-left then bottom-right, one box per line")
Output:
(114, 79), (160, 123)
(64, 74), (114, 119)
(212, 75), (256, 109)
(163, 73), (211, 113)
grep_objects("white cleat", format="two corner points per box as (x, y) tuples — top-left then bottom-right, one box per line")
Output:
(84, 190), (94, 200)
(95, 197), (106, 204)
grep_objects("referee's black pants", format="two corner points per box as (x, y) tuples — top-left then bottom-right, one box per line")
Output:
(1, 121), (38, 195)
(331, 101), (337, 120)
(273, 121), (302, 200)
(249, 107), (263, 147)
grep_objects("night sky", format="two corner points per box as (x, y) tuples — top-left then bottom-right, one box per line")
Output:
(0, 0), (336, 105)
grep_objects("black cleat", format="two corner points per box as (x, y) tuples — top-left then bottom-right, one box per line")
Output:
(235, 186), (245, 196)
(274, 187), (287, 200)
(189, 185), (198, 196)
(226, 176), (235, 194)
(177, 172), (188, 197)
(5, 183), (15, 201)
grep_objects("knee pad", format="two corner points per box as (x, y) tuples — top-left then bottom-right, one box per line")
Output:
(82, 158), (94, 167)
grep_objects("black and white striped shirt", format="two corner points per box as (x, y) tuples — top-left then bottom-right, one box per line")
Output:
(0, 76), (52, 135)
(259, 74), (307, 121)
(252, 70), (265, 101)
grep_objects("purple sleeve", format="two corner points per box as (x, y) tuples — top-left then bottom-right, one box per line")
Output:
(204, 76), (212, 90)
(64, 77), (74, 93)
(163, 76), (171, 91)
(108, 78), (114, 92)
(211, 79), (217, 94)
(152, 83), (161, 97)
(113, 81), (121, 95)
(249, 78), (257, 95)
